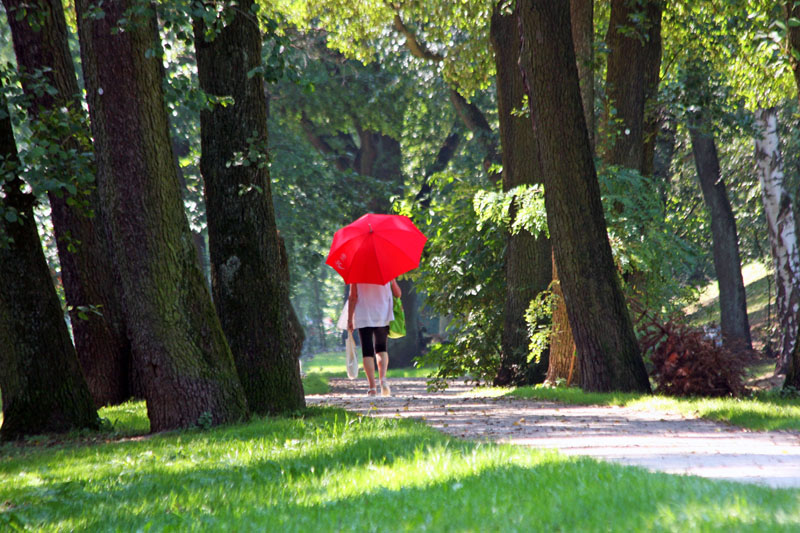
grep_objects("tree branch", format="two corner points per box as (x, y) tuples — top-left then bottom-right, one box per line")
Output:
(416, 119), (462, 207)
(391, 10), (444, 62)
(299, 113), (354, 173)
(448, 89), (500, 176)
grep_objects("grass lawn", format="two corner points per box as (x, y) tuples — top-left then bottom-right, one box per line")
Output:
(685, 261), (775, 339)
(302, 350), (433, 394)
(507, 386), (800, 432)
(1, 402), (799, 532)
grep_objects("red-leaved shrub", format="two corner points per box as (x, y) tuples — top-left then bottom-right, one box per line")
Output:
(638, 316), (745, 397)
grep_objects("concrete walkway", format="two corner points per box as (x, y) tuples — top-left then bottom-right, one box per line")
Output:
(307, 377), (800, 489)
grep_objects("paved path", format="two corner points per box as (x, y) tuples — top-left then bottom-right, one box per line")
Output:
(307, 377), (800, 489)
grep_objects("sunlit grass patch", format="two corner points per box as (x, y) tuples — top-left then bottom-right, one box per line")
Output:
(1, 403), (798, 531)
(508, 386), (800, 431)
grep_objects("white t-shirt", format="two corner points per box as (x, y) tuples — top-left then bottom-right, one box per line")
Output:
(352, 282), (394, 329)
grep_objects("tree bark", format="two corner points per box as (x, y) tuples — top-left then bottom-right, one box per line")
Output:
(3, 0), (134, 407)
(518, 0), (650, 393)
(753, 107), (800, 374)
(546, 250), (579, 386)
(652, 108), (676, 205)
(193, 0), (305, 414)
(689, 113), (752, 350)
(547, 0), (593, 386)
(490, 4), (551, 385)
(0, 94), (99, 440)
(75, 0), (248, 431)
(604, 0), (662, 175)
(570, 0), (594, 151)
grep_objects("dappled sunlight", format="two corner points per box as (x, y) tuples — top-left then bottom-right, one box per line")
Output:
(3, 406), (798, 531)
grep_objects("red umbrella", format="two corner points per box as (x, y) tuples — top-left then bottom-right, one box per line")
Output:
(326, 213), (427, 285)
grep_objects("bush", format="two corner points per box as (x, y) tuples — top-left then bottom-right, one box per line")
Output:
(638, 315), (745, 397)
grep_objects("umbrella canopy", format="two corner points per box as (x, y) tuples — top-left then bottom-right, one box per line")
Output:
(326, 213), (427, 285)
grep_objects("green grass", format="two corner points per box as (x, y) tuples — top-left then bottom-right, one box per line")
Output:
(1, 402), (799, 532)
(508, 386), (800, 431)
(686, 261), (774, 333)
(301, 350), (433, 395)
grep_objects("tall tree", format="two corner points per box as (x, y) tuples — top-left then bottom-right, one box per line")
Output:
(193, 0), (305, 414)
(518, 0), (650, 392)
(75, 0), (248, 431)
(688, 110), (752, 350)
(754, 107), (800, 374)
(0, 92), (99, 440)
(546, 0), (594, 385)
(489, 3), (551, 385)
(604, 0), (662, 175)
(3, 0), (134, 406)
(784, 0), (800, 388)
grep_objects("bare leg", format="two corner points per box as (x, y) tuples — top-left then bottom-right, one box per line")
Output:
(377, 351), (391, 396)
(363, 356), (377, 394)
(377, 351), (389, 380)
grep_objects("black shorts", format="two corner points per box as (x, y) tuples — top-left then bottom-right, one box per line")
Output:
(357, 326), (389, 360)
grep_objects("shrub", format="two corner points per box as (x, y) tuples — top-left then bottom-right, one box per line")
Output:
(638, 315), (745, 397)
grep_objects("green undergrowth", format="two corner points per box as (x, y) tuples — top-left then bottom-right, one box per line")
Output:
(508, 386), (800, 431)
(301, 350), (433, 395)
(1, 402), (799, 532)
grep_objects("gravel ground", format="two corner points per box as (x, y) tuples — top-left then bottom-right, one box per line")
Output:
(307, 377), (800, 488)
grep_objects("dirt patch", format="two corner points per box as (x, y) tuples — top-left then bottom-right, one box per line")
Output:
(308, 377), (800, 489)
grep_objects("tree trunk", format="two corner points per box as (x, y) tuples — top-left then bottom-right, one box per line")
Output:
(570, 0), (594, 151)
(518, 0), (650, 393)
(3, 0), (134, 407)
(753, 107), (800, 374)
(75, 0), (248, 431)
(490, 4), (551, 386)
(653, 108), (676, 205)
(193, 0), (305, 414)
(547, 0), (593, 386)
(689, 113), (752, 350)
(546, 250), (579, 385)
(604, 0), (662, 175)
(0, 95), (99, 440)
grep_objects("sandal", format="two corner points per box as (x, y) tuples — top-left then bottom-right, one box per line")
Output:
(380, 380), (391, 397)
(367, 388), (377, 396)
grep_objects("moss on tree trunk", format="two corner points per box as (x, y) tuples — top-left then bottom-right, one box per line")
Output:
(0, 94), (99, 440)
(3, 0), (134, 407)
(75, 0), (248, 431)
(192, 0), (305, 414)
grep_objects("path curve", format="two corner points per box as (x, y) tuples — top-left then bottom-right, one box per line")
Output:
(307, 377), (800, 488)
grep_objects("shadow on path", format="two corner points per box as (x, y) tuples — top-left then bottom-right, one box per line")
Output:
(307, 377), (800, 488)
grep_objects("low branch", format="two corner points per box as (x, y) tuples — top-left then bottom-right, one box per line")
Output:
(299, 113), (353, 173)
(392, 11), (444, 62)
(448, 89), (500, 176)
(416, 120), (461, 207)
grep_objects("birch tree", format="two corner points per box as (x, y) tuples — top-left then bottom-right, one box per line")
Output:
(753, 107), (800, 372)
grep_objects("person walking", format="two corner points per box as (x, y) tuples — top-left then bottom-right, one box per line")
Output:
(347, 279), (402, 396)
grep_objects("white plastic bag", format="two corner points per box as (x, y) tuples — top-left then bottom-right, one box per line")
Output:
(337, 301), (348, 330)
(345, 330), (359, 379)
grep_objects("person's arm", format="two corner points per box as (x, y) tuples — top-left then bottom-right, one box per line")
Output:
(347, 284), (358, 331)
(391, 279), (402, 298)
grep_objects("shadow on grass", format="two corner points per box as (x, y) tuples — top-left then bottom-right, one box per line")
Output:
(4, 415), (798, 532)
(3, 408), (800, 528)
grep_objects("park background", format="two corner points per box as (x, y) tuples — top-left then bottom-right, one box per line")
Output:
(3, 0), (800, 530)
